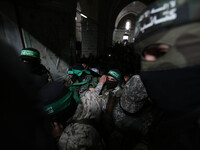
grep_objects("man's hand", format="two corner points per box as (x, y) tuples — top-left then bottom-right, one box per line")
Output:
(89, 88), (96, 92)
(52, 122), (63, 138)
(99, 75), (107, 84)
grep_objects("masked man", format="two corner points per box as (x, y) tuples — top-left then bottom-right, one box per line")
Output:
(20, 48), (53, 89)
(134, 0), (200, 149)
(58, 69), (122, 150)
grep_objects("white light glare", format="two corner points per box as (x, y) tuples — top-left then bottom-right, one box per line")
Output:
(80, 13), (87, 18)
(125, 21), (131, 30)
(123, 35), (128, 40)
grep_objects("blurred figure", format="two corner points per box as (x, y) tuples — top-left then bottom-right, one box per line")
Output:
(20, 47), (53, 88)
(38, 81), (78, 128)
(121, 73), (133, 88)
(82, 62), (101, 77)
(1, 40), (56, 150)
(134, 0), (200, 149)
(38, 81), (79, 147)
(109, 75), (152, 150)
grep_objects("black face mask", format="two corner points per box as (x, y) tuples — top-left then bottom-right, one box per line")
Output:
(140, 64), (200, 113)
(105, 78), (118, 90)
(71, 74), (78, 83)
(23, 61), (42, 74)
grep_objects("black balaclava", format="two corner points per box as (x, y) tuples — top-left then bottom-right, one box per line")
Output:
(71, 74), (78, 83)
(20, 48), (41, 63)
(133, 1), (200, 150)
(105, 69), (121, 90)
(134, 0), (200, 113)
(70, 63), (87, 83)
(20, 48), (47, 75)
(105, 79), (118, 90)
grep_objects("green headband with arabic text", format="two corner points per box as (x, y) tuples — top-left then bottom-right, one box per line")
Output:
(108, 70), (121, 81)
(21, 50), (40, 58)
(44, 90), (81, 115)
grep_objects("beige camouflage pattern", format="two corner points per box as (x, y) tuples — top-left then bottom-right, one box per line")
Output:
(59, 123), (102, 150)
(58, 83), (122, 150)
(105, 75), (152, 150)
(120, 75), (148, 113)
(73, 83), (106, 120)
(112, 75), (152, 133)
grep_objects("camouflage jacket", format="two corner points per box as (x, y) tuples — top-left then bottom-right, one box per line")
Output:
(112, 75), (152, 136)
(58, 83), (122, 150)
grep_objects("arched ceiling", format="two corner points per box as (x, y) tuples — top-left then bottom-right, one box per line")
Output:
(115, 1), (146, 28)
(117, 13), (136, 29)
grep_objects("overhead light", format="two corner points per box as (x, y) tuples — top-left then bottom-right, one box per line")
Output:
(80, 13), (87, 18)
(123, 35), (128, 40)
(125, 21), (131, 30)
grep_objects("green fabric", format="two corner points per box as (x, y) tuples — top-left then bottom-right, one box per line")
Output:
(44, 75), (98, 116)
(108, 70), (121, 80)
(69, 80), (89, 104)
(44, 92), (73, 115)
(69, 75), (99, 104)
(21, 50), (40, 58)
(71, 80), (88, 86)
(68, 71), (73, 75)
(72, 91), (81, 104)
(68, 69), (91, 76)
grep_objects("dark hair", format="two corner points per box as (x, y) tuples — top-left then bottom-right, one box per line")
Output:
(72, 63), (84, 70)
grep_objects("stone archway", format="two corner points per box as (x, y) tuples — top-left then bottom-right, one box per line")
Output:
(113, 1), (146, 44)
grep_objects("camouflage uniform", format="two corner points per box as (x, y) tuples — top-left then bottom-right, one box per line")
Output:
(68, 74), (99, 104)
(70, 74), (99, 95)
(113, 75), (152, 131)
(58, 82), (122, 150)
(108, 75), (152, 150)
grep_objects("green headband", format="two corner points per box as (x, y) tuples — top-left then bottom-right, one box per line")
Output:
(21, 50), (40, 58)
(44, 92), (73, 115)
(68, 69), (91, 76)
(68, 70), (73, 75)
(44, 90), (81, 115)
(108, 70), (121, 81)
(134, 0), (200, 41)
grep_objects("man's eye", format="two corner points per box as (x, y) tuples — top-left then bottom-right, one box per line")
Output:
(142, 44), (170, 61)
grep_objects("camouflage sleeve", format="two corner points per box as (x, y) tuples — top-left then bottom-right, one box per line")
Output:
(94, 83), (103, 94)
(120, 75), (148, 114)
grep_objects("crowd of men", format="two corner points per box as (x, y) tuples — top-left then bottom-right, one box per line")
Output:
(2, 0), (200, 150)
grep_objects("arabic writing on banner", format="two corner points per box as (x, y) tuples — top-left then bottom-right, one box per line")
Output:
(135, 0), (177, 37)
